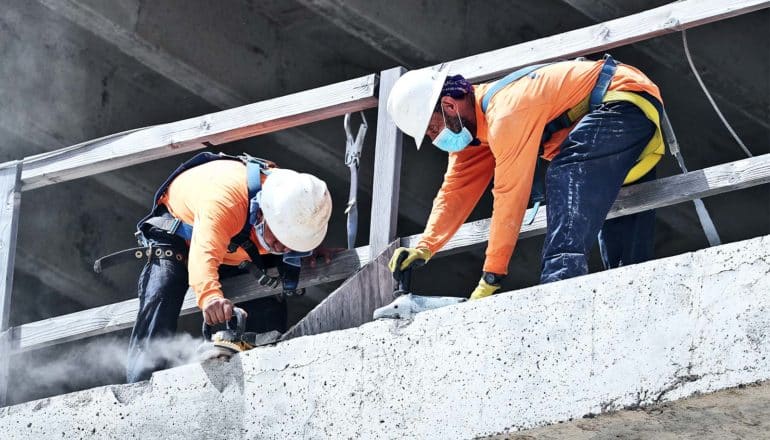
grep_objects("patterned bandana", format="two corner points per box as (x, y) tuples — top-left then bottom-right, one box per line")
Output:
(441, 75), (473, 98)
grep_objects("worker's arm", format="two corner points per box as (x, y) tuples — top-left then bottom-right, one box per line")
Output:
(417, 145), (496, 254)
(187, 197), (246, 322)
(467, 111), (544, 300)
(482, 110), (544, 276)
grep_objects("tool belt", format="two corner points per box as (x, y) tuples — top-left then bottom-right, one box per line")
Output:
(93, 244), (186, 274)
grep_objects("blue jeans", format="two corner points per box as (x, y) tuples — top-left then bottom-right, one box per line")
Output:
(126, 230), (288, 383)
(540, 100), (657, 284)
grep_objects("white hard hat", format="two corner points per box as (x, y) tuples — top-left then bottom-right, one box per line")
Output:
(386, 64), (449, 150)
(260, 169), (332, 252)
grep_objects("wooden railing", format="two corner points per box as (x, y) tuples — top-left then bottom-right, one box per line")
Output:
(1, 0), (768, 405)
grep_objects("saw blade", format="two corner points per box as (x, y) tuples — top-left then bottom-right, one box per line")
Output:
(196, 341), (240, 361)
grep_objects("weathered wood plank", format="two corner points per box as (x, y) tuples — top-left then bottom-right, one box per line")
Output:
(20, 74), (378, 191)
(10, 154), (770, 352)
(0, 161), (22, 406)
(21, 1), (767, 192)
(403, 154), (770, 254)
(282, 241), (397, 340)
(560, 0), (770, 132)
(10, 246), (370, 353)
(449, 0), (770, 82)
(369, 67), (406, 255)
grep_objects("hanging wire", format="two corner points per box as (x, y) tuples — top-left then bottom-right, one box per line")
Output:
(682, 29), (754, 158)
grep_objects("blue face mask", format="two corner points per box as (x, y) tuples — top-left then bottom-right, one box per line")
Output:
(254, 220), (313, 265)
(432, 107), (473, 153)
(255, 221), (285, 255)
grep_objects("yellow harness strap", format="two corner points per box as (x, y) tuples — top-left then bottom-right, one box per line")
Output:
(565, 91), (664, 185)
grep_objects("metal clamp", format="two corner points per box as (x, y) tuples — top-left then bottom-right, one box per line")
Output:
(344, 112), (368, 168)
(239, 261), (281, 289)
(344, 112), (368, 249)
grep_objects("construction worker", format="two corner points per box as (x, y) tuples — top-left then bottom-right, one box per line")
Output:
(386, 56), (664, 299)
(119, 152), (333, 382)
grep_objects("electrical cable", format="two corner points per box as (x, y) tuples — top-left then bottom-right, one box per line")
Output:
(682, 29), (754, 158)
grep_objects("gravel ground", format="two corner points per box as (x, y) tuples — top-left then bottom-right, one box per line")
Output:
(481, 381), (770, 440)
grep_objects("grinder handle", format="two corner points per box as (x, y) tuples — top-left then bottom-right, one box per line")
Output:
(202, 307), (246, 341)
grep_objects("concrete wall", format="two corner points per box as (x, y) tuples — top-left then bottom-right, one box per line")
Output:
(1, 234), (768, 439)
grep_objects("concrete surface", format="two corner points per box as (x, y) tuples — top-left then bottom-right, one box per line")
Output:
(483, 381), (770, 440)
(0, 234), (768, 439)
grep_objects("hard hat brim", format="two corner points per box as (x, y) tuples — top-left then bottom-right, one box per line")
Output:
(411, 64), (450, 150)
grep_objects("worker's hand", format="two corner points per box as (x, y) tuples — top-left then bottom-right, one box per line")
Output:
(469, 277), (501, 301)
(388, 247), (432, 274)
(305, 247), (345, 268)
(202, 297), (246, 325)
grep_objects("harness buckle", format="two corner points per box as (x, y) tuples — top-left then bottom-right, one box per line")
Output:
(167, 218), (182, 235)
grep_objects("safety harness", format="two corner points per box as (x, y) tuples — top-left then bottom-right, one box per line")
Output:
(94, 152), (306, 294)
(480, 55), (666, 224)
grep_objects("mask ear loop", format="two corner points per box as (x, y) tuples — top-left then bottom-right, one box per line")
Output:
(439, 101), (448, 126)
(439, 100), (464, 132)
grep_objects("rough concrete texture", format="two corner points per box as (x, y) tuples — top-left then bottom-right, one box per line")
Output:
(483, 381), (770, 440)
(1, 234), (768, 439)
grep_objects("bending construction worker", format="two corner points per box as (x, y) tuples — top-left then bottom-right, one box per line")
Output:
(117, 152), (332, 382)
(386, 56), (664, 299)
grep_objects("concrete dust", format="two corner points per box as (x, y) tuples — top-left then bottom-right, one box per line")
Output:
(10, 333), (200, 399)
(481, 381), (770, 440)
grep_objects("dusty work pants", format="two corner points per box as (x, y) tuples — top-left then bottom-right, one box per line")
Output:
(540, 99), (657, 284)
(126, 229), (287, 383)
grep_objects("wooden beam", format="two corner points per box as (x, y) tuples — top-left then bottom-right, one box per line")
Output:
(8, 153), (770, 353)
(283, 241), (396, 340)
(0, 115), (151, 209)
(0, 161), (22, 406)
(560, 0), (770, 131)
(9, 246), (370, 353)
(296, 0), (434, 67)
(447, 0), (770, 83)
(403, 153), (770, 255)
(33, 0), (432, 228)
(20, 74), (377, 191)
(369, 67), (406, 255)
(33, 0), (394, 214)
(271, 125), (432, 228)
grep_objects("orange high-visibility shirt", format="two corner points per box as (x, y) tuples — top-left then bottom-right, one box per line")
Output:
(158, 159), (272, 309)
(417, 60), (662, 275)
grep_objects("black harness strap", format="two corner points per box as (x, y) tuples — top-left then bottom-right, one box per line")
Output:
(96, 151), (297, 292)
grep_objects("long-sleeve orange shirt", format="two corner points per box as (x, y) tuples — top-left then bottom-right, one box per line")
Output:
(157, 159), (271, 309)
(417, 60), (662, 275)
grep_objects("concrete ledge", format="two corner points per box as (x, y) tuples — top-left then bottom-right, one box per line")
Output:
(1, 235), (769, 439)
